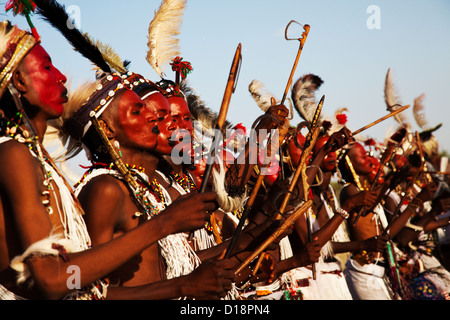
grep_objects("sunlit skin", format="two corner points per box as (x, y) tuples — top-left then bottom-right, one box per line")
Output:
(142, 92), (176, 155)
(348, 142), (373, 175)
(313, 135), (337, 172)
(368, 156), (385, 184)
(17, 44), (68, 118)
(287, 132), (308, 168)
(117, 90), (158, 151)
(168, 96), (195, 161)
(168, 96), (194, 136)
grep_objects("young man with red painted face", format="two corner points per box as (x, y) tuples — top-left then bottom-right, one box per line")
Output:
(287, 126), (392, 299)
(64, 73), (235, 300)
(0, 21), (223, 300)
(139, 80), (281, 286)
(338, 140), (437, 300)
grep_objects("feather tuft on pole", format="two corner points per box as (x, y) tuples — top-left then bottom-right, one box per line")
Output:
(291, 74), (323, 123)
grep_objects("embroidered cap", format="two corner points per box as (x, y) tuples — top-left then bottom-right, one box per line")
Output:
(0, 20), (39, 99)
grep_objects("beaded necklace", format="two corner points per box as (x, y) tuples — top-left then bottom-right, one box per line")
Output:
(170, 169), (197, 193)
(2, 113), (56, 214)
(169, 170), (216, 234)
(75, 162), (159, 219)
(150, 178), (166, 203)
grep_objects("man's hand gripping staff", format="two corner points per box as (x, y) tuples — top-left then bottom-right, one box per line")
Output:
(223, 22), (310, 260)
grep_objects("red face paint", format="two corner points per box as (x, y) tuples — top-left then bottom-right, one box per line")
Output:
(168, 96), (194, 159)
(118, 90), (157, 150)
(348, 143), (373, 175)
(168, 96), (194, 135)
(313, 136), (337, 172)
(288, 132), (309, 167)
(369, 156), (385, 184)
(21, 44), (67, 117)
(143, 92), (175, 155)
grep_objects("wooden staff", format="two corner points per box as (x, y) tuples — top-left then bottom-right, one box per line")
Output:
(90, 115), (153, 218)
(352, 137), (402, 225)
(234, 199), (313, 276)
(199, 43), (242, 193)
(223, 21), (309, 258)
(223, 117), (290, 259)
(280, 21), (310, 105)
(226, 22), (309, 193)
(352, 105), (410, 136)
(275, 96), (324, 220)
(382, 131), (425, 236)
(267, 96), (323, 279)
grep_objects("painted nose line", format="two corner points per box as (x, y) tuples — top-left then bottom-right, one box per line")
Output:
(151, 126), (160, 134)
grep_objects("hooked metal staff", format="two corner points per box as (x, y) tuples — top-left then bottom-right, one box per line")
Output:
(280, 21), (310, 105)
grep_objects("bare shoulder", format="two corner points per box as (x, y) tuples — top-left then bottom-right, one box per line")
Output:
(339, 183), (359, 203)
(0, 139), (41, 191)
(77, 173), (131, 244)
(78, 174), (126, 205)
(0, 138), (34, 167)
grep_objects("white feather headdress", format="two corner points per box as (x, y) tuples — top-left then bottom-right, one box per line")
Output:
(384, 68), (410, 128)
(248, 79), (277, 113)
(413, 93), (429, 130)
(146, 0), (186, 78)
(291, 74), (324, 124)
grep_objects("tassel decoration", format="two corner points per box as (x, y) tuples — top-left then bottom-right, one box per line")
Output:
(170, 56), (192, 80)
(5, 0), (40, 41)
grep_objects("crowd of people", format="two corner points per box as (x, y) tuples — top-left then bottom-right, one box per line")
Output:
(1, 0), (450, 301)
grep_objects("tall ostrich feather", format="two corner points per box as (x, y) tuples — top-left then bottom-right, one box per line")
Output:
(384, 68), (409, 127)
(291, 74), (323, 123)
(146, 0), (186, 78)
(248, 79), (277, 113)
(413, 93), (429, 130)
(34, 0), (111, 73)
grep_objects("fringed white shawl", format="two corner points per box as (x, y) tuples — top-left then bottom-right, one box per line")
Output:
(0, 137), (106, 299)
(74, 168), (201, 280)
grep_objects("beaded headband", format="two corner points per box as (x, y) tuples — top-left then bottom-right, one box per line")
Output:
(64, 71), (164, 141)
(0, 20), (39, 99)
(63, 73), (126, 141)
(128, 73), (163, 99)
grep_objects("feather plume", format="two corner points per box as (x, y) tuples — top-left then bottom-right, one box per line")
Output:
(248, 79), (276, 113)
(180, 81), (233, 135)
(291, 74), (323, 123)
(413, 93), (428, 130)
(146, 0), (186, 78)
(0, 20), (17, 59)
(34, 0), (111, 73)
(383, 68), (409, 126)
(83, 33), (130, 74)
